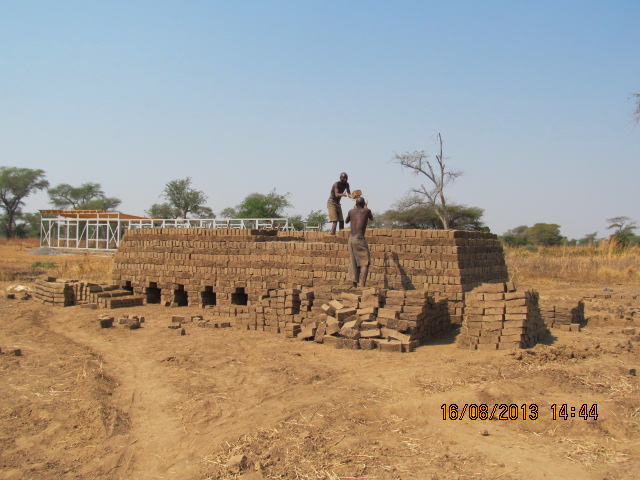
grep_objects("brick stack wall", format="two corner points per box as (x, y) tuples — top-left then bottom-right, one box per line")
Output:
(457, 282), (547, 350)
(112, 228), (508, 326)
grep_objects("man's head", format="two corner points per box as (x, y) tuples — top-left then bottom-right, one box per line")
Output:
(355, 197), (365, 208)
(339, 172), (348, 182)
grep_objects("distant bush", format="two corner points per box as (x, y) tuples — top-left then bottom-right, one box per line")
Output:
(31, 261), (56, 268)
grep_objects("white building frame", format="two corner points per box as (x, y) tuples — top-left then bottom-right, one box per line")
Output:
(39, 210), (322, 251)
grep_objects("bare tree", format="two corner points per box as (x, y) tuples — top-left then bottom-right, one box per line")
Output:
(393, 133), (462, 229)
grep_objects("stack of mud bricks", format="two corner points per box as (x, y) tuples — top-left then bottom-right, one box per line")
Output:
(458, 282), (547, 350)
(34, 277), (144, 308)
(34, 278), (83, 306)
(539, 301), (585, 331)
(112, 228), (508, 327)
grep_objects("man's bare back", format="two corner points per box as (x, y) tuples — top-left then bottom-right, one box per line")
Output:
(346, 198), (373, 237)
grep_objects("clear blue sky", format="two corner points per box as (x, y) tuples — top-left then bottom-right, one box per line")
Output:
(2, 1), (638, 239)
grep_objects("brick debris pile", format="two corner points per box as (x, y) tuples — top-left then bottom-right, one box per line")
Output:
(583, 292), (638, 324)
(230, 286), (451, 348)
(34, 278), (144, 308)
(457, 282), (547, 350)
(112, 228), (508, 325)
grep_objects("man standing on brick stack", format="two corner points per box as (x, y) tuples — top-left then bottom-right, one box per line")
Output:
(327, 172), (351, 235)
(346, 196), (374, 287)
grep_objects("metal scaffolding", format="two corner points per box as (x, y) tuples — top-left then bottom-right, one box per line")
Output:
(39, 210), (319, 251)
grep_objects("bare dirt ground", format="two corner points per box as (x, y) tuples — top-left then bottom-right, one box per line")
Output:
(1, 244), (638, 480)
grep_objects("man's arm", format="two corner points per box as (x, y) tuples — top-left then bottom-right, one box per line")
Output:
(345, 210), (351, 224)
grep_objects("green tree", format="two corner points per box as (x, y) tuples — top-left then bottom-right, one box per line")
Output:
(48, 182), (121, 210)
(151, 177), (209, 219)
(305, 210), (328, 230)
(146, 203), (180, 219)
(607, 216), (637, 247)
(221, 189), (292, 218)
(501, 225), (529, 246)
(577, 232), (598, 247)
(527, 223), (565, 246)
(393, 133), (462, 229)
(0, 167), (49, 238)
(372, 198), (484, 231)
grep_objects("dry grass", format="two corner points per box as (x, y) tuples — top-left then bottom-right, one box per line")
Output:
(51, 254), (114, 283)
(505, 243), (640, 285)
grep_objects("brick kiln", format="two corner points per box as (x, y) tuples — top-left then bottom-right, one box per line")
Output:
(110, 228), (547, 348)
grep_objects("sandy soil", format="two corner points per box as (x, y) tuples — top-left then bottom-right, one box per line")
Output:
(0, 244), (638, 480)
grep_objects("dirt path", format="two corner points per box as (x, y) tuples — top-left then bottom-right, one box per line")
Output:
(2, 290), (639, 480)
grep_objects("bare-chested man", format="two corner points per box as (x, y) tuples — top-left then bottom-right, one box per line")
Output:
(327, 172), (351, 235)
(345, 196), (374, 287)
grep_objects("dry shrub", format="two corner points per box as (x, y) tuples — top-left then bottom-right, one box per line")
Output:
(505, 244), (640, 285)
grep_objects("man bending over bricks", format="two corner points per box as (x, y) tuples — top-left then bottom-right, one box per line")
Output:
(327, 172), (351, 235)
(346, 196), (374, 287)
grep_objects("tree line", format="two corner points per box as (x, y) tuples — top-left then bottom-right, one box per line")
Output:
(1, 127), (636, 249)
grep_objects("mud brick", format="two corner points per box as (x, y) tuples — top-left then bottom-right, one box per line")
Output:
(483, 314), (504, 321)
(359, 298), (381, 308)
(569, 323), (581, 332)
(342, 319), (359, 330)
(322, 335), (339, 347)
(118, 317), (128, 325)
(382, 328), (410, 343)
(497, 341), (522, 350)
(360, 321), (380, 330)
(499, 334), (524, 342)
(386, 290), (406, 300)
(465, 307), (485, 315)
(126, 318), (141, 329)
(299, 325), (317, 340)
(314, 322), (326, 343)
(329, 299), (344, 311)
(357, 306), (378, 316)
(340, 327), (361, 339)
(405, 290), (427, 301)
(483, 293), (505, 301)
(478, 334), (500, 343)
(505, 306), (528, 314)
(358, 313), (376, 322)
(482, 321), (503, 332)
(172, 315), (185, 324)
(321, 304), (336, 316)
(503, 317), (526, 326)
(402, 305), (424, 314)
(341, 338), (360, 349)
(377, 308), (399, 319)
(396, 320), (412, 333)
(99, 317), (114, 328)
(502, 326), (525, 335)
(463, 328), (482, 337)
(484, 307), (505, 315)
(477, 343), (498, 350)
(378, 340), (403, 352)
(359, 338), (377, 350)
(336, 308), (357, 322)
(359, 328), (381, 338)
(477, 283), (506, 293)
(325, 321), (341, 336)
